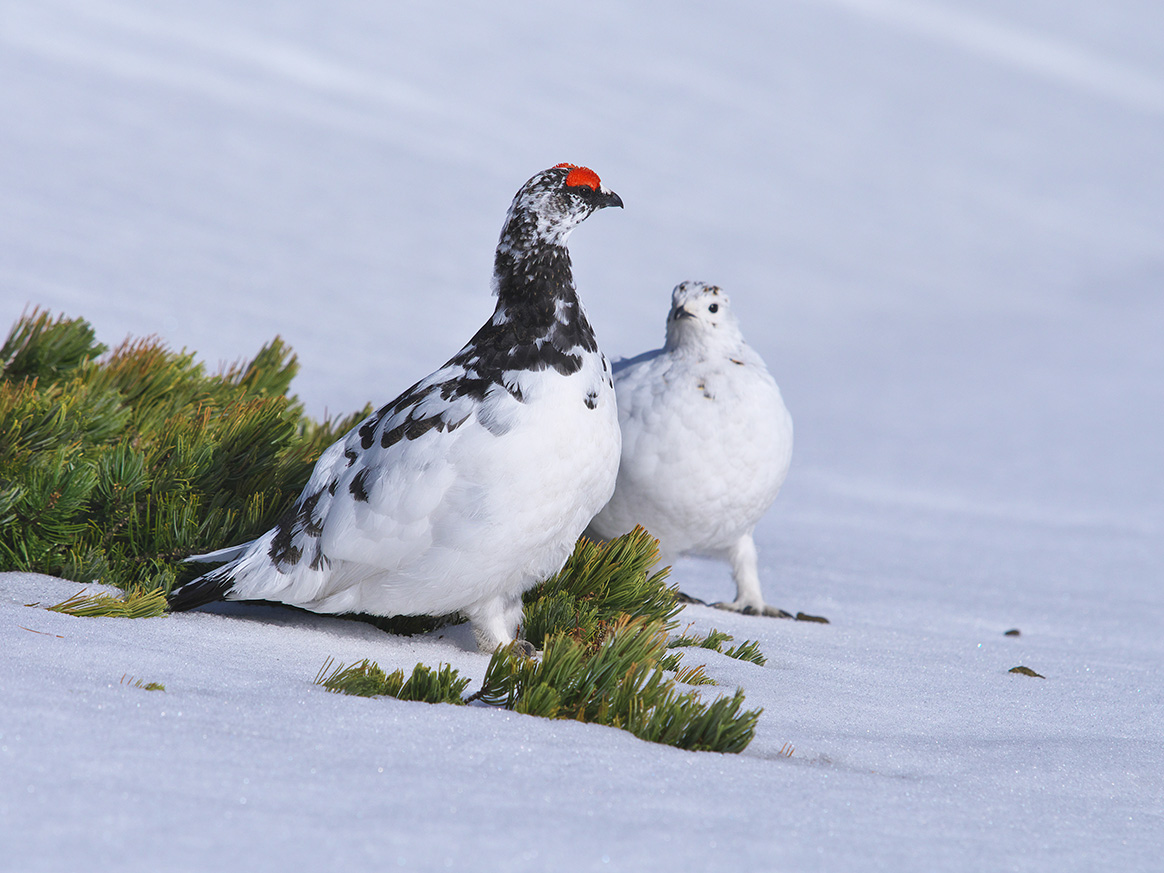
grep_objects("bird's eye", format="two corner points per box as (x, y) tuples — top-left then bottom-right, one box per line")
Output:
(708, 303), (719, 314)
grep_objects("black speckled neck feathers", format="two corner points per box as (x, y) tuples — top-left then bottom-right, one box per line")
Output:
(481, 243), (594, 377)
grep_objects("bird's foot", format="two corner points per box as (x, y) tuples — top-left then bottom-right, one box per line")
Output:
(712, 600), (794, 619)
(675, 590), (709, 606)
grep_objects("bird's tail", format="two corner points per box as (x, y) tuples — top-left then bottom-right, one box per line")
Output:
(186, 543), (250, 563)
(168, 537), (260, 611)
(167, 565), (236, 612)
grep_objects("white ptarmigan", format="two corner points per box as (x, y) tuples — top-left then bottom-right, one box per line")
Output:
(586, 281), (794, 617)
(168, 164), (623, 652)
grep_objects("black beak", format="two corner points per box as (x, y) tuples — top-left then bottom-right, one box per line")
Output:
(596, 189), (624, 210)
(671, 306), (694, 320)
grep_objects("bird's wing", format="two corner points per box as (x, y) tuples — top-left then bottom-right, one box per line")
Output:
(264, 363), (490, 576)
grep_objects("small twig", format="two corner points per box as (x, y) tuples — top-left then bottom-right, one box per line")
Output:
(19, 625), (65, 638)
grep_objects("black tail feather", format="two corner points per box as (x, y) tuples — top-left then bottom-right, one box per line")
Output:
(168, 571), (235, 612)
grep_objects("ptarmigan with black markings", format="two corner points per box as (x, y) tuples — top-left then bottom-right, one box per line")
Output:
(169, 164), (623, 652)
(586, 281), (794, 617)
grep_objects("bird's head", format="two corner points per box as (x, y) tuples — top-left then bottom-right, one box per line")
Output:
(497, 164), (623, 254)
(664, 281), (743, 351)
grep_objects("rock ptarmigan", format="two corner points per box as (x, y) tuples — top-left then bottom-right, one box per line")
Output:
(586, 281), (794, 617)
(169, 164), (623, 651)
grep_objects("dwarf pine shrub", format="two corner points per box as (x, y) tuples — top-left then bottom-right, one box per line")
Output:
(0, 309), (366, 591)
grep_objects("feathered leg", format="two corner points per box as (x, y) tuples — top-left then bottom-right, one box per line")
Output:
(713, 532), (791, 618)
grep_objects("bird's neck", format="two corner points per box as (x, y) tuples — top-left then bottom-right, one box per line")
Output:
(664, 328), (743, 361)
(495, 236), (572, 297)
(451, 237), (597, 380)
(492, 234), (588, 331)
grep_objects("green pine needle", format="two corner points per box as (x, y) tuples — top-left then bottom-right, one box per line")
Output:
(522, 527), (682, 649)
(657, 651), (685, 672)
(721, 639), (767, 666)
(668, 627), (767, 666)
(317, 616), (763, 753)
(673, 664), (717, 686)
(47, 587), (169, 618)
(469, 616), (761, 753)
(120, 674), (165, 692)
(698, 630), (735, 650)
(1, 309), (106, 382)
(315, 658), (470, 705)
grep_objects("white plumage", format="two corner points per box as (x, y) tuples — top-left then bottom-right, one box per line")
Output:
(586, 281), (794, 617)
(170, 164), (623, 651)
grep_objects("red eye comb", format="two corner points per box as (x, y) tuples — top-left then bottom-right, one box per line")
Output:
(555, 163), (601, 191)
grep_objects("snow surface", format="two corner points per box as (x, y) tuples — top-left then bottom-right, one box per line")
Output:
(2, 0), (1162, 870)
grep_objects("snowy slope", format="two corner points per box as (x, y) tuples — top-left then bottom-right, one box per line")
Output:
(2, 0), (1163, 870)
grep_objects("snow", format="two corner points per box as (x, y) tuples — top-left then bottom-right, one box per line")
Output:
(2, 0), (1162, 870)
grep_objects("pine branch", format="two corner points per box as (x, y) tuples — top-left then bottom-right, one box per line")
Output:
(522, 526), (682, 648)
(46, 587), (169, 619)
(121, 675), (165, 692)
(673, 664), (717, 686)
(323, 616), (762, 753)
(668, 627), (768, 666)
(1, 308), (106, 382)
(722, 639), (767, 666)
(315, 658), (470, 704)
(470, 616), (762, 752)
